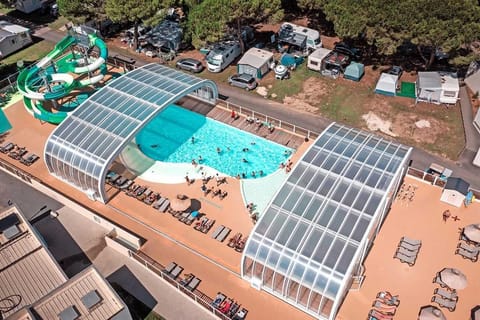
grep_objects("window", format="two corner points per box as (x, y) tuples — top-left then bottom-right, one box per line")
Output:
(310, 61), (318, 66)
(443, 90), (456, 97)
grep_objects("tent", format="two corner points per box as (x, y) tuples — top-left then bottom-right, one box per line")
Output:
(375, 73), (398, 96)
(440, 177), (470, 207)
(279, 53), (304, 68)
(416, 72), (459, 105)
(237, 48), (274, 79)
(344, 62), (364, 81)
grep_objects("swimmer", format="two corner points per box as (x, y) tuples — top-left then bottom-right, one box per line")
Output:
(250, 141), (256, 145)
(236, 174), (241, 179)
(251, 171), (256, 177)
(216, 147), (221, 154)
(259, 170), (264, 176)
(192, 159), (197, 166)
(242, 148), (249, 152)
(191, 136), (195, 144)
(242, 158), (248, 163)
(242, 173), (247, 178)
(279, 162), (285, 169)
(198, 155), (203, 162)
(151, 144), (158, 148)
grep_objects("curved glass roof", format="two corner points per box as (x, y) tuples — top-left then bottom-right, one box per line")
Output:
(242, 123), (411, 318)
(44, 63), (218, 202)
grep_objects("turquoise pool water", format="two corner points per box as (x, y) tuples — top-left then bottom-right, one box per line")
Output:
(136, 105), (292, 178)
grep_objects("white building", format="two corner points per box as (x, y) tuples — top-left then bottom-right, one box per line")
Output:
(416, 72), (459, 105)
(0, 21), (32, 59)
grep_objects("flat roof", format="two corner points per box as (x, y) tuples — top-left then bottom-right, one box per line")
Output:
(243, 123), (411, 317)
(0, 206), (68, 318)
(30, 267), (126, 320)
(238, 48), (274, 69)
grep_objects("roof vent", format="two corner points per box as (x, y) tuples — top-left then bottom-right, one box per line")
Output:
(58, 305), (80, 320)
(81, 290), (103, 310)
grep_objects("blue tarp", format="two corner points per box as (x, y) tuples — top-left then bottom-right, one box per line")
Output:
(280, 54), (304, 68)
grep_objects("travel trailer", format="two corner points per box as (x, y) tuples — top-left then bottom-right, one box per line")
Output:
(0, 21), (32, 59)
(278, 22), (322, 53)
(206, 41), (241, 73)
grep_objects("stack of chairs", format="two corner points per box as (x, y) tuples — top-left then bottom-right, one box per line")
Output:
(367, 291), (399, 320)
(393, 236), (421, 266)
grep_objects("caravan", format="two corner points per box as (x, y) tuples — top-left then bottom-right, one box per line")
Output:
(206, 41), (241, 73)
(278, 22), (322, 53)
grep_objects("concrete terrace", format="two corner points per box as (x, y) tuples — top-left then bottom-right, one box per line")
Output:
(338, 175), (480, 320)
(0, 98), (314, 320)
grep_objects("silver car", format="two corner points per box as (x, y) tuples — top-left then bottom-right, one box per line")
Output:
(176, 58), (204, 73)
(228, 74), (257, 91)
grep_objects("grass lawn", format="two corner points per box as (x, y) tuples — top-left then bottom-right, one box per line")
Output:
(48, 16), (69, 30)
(1, 40), (54, 67)
(267, 64), (317, 100)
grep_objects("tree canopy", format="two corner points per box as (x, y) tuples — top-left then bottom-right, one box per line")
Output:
(57, 0), (106, 24)
(187, 0), (284, 50)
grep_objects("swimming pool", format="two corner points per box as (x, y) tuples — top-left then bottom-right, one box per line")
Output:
(136, 105), (292, 178)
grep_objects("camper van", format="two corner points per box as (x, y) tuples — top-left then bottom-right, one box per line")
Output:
(278, 22), (322, 53)
(206, 41), (241, 73)
(0, 21), (32, 59)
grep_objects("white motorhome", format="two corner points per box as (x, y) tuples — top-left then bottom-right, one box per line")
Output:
(0, 21), (32, 59)
(279, 22), (322, 52)
(206, 41), (241, 73)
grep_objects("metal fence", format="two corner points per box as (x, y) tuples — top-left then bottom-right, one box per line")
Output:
(407, 167), (447, 188)
(128, 250), (235, 320)
(0, 72), (20, 95)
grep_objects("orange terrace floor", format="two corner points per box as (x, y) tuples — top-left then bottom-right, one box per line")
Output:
(2, 95), (480, 320)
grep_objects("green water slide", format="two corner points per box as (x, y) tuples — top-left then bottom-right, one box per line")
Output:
(17, 33), (108, 124)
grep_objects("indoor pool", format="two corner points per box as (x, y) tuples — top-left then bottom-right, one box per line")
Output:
(136, 105), (292, 178)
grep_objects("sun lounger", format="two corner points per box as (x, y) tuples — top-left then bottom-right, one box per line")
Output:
(19, 153), (39, 166)
(202, 219), (215, 233)
(216, 227), (231, 242)
(400, 236), (421, 247)
(115, 176), (128, 187)
(9, 147), (27, 160)
(232, 308), (248, 320)
(144, 192), (159, 205)
(393, 251), (416, 266)
(179, 273), (195, 286)
(0, 142), (15, 153)
(119, 179), (134, 190)
(169, 265), (183, 279)
(137, 188), (152, 201)
(158, 199), (170, 212)
(368, 309), (393, 320)
(457, 241), (479, 253)
(455, 247), (479, 262)
(152, 197), (166, 209)
(220, 298), (232, 313)
(194, 217), (208, 231)
(433, 274), (448, 288)
(227, 302), (240, 318)
(106, 173), (120, 184)
(211, 225), (225, 239)
(431, 295), (456, 312)
(211, 292), (226, 308)
(126, 184), (140, 196)
(371, 301), (396, 315)
(399, 240), (421, 252)
(228, 233), (242, 248)
(178, 211), (191, 221)
(163, 262), (176, 274)
(376, 291), (400, 306)
(186, 276), (201, 291)
(235, 237), (247, 252)
(184, 213), (198, 225)
(434, 288), (458, 301)
(396, 246), (418, 257)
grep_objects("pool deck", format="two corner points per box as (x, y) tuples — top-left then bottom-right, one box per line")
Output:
(0, 98), (315, 320)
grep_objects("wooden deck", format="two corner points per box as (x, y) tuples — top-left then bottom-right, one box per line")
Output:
(178, 97), (305, 150)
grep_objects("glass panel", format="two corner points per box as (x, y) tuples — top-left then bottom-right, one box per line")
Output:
(321, 155), (337, 171)
(303, 268), (317, 286)
(353, 190), (369, 211)
(329, 207), (347, 232)
(339, 213), (358, 238)
(326, 280), (340, 297)
(336, 244), (356, 274)
(314, 273), (328, 292)
(245, 239), (259, 256)
(331, 157), (347, 174)
(287, 222), (308, 251)
(287, 279), (300, 301)
(307, 172), (324, 193)
(365, 194), (382, 216)
(292, 263), (305, 281)
(273, 273), (285, 293)
(318, 176), (335, 196)
(320, 298), (334, 317)
(356, 167), (371, 183)
(304, 148), (319, 163)
(312, 150), (329, 167)
(352, 217), (370, 242)
(317, 204), (336, 227)
(313, 234), (333, 263)
(325, 239), (345, 268)
(301, 229), (322, 257)
(332, 181), (349, 202)
(263, 267), (275, 289)
(266, 249), (280, 268)
(343, 144), (357, 157)
(273, 184), (292, 206)
(304, 196), (323, 221)
(356, 149), (370, 162)
(298, 285), (310, 307)
(256, 209), (276, 235)
(283, 187), (302, 211)
(266, 214), (287, 240)
(278, 256), (291, 272)
(343, 185), (359, 207)
(366, 150), (381, 166)
(292, 193), (312, 217)
(308, 291), (322, 313)
(243, 257), (254, 278)
(289, 163), (306, 183)
(345, 162), (361, 180)
(277, 217), (298, 245)
(366, 170), (381, 188)
(298, 167), (316, 188)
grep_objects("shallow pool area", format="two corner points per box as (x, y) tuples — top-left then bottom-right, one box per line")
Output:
(136, 105), (293, 178)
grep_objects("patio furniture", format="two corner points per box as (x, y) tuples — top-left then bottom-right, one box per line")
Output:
(211, 225), (225, 239)
(235, 237), (247, 252)
(183, 212), (198, 225)
(179, 273), (194, 286)
(216, 227), (231, 242)
(0, 142), (15, 153)
(455, 247), (479, 262)
(194, 217), (208, 231)
(368, 309), (393, 320)
(457, 241), (479, 253)
(431, 295), (456, 312)
(20, 153), (39, 166)
(106, 172), (120, 184)
(433, 274), (448, 288)
(158, 199), (170, 212)
(376, 291), (400, 306)
(232, 307), (248, 320)
(8, 147), (27, 160)
(418, 305), (446, 320)
(434, 288), (458, 301)
(399, 240), (421, 252)
(144, 192), (159, 205)
(463, 224), (480, 244)
(115, 176), (128, 187)
(169, 265), (183, 279)
(119, 179), (134, 190)
(202, 219), (215, 233)
(401, 236), (421, 247)
(163, 262), (176, 274)
(186, 276), (201, 291)
(439, 268), (467, 290)
(152, 197), (166, 209)
(372, 300), (396, 315)
(394, 251), (416, 266)
(178, 211), (191, 221)
(227, 302), (240, 318)
(228, 233), (242, 248)
(396, 246), (418, 257)
(212, 292), (226, 308)
(137, 188), (152, 201)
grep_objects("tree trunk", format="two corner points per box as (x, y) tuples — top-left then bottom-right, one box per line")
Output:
(426, 49), (436, 70)
(133, 20), (139, 50)
(236, 17), (245, 54)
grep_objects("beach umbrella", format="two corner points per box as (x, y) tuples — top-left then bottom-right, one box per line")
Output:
(439, 268), (467, 290)
(170, 196), (191, 212)
(471, 305), (480, 320)
(418, 305), (446, 320)
(463, 224), (480, 243)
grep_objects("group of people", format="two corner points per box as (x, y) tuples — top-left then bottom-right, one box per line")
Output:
(279, 159), (294, 173)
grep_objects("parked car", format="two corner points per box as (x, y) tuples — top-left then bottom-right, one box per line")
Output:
(175, 58), (204, 73)
(387, 66), (403, 78)
(334, 42), (362, 60)
(228, 74), (258, 91)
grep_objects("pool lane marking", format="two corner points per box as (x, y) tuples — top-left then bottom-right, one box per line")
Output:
(200, 197), (222, 209)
